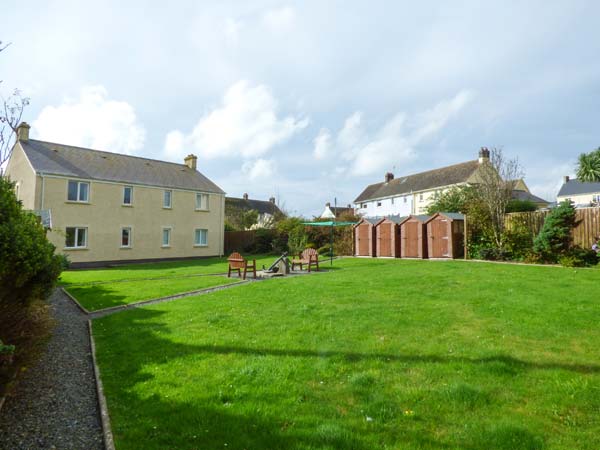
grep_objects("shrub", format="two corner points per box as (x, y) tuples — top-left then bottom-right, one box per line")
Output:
(506, 199), (537, 213)
(287, 228), (308, 255)
(246, 228), (275, 254)
(533, 201), (577, 263)
(318, 245), (332, 256)
(559, 247), (599, 267)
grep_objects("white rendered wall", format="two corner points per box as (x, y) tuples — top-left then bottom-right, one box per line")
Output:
(355, 194), (413, 218)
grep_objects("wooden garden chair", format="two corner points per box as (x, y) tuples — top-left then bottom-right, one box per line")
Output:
(291, 248), (320, 272)
(227, 252), (256, 280)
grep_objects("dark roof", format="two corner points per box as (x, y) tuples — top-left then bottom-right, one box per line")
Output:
(557, 179), (600, 197)
(511, 189), (549, 204)
(226, 197), (282, 216)
(382, 215), (407, 224)
(19, 139), (224, 193)
(354, 160), (480, 203)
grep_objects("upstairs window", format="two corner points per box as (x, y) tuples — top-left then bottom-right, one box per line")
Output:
(123, 186), (133, 205)
(65, 227), (87, 248)
(419, 193), (424, 201)
(195, 193), (209, 210)
(194, 228), (208, 246)
(67, 180), (89, 202)
(403, 197), (407, 203)
(377, 201), (382, 207)
(163, 190), (172, 208)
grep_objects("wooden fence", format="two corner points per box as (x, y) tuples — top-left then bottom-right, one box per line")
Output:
(505, 207), (600, 248)
(224, 230), (256, 254)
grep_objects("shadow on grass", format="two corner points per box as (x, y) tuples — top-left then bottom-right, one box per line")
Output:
(66, 284), (129, 311)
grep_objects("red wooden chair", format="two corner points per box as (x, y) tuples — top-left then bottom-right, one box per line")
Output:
(227, 252), (257, 280)
(291, 248), (319, 272)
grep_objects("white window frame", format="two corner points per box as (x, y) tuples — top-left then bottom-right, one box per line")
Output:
(67, 180), (90, 203)
(162, 227), (172, 247)
(163, 190), (172, 209)
(14, 182), (20, 200)
(195, 193), (209, 211)
(123, 186), (133, 206)
(194, 228), (208, 247)
(121, 227), (132, 248)
(65, 227), (88, 249)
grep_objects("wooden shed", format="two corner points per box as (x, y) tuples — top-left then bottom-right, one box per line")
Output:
(425, 212), (465, 259)
(399, 215), (430, 258)
(354, 218), (379, 257)
(375, 215), (405, 258)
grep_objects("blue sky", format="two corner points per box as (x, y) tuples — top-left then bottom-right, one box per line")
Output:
(2, 1), (599, 216)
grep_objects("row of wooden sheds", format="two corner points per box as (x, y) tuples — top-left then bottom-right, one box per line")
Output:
(354, 212), (465, 259)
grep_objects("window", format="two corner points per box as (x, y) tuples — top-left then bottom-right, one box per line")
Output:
(195, 193), (209, 210)
(162, 228), (171, 247)
(163, 190), (172, 208)
(391, 197), (394, 205)
(419, 193), (423, 201)
(377, 201), (382, 207)
(67, 180), (89, 202)
(65, 227), (87, 248)
(121, 227), (132, 247)
(123, 186), (133, 205)
(14, 183), (19, 200)
(361, 204), (367, 209)
(194, 228), (208, 246)
(403, 196), (407, 203)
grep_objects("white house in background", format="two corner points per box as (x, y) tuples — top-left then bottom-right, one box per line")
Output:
(557, 176), (600, 207)
(354, 148), (492, 218)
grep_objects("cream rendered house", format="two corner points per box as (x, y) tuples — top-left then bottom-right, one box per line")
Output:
(5, 122), (225, 266)
(557, 176), (600, 207)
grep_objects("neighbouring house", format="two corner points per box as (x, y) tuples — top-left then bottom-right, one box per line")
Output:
(5, 122), (225, 266)
(557, 176), (600, 207)
(510, 179), (551, 209)
(319, 202), (355, 219)
(354, 148), (548, 217)
(225, 193), (283, 229)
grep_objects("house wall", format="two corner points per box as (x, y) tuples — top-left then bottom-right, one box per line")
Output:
(557, 193), (600, 207)
(38, 175), (224, 263)
(356, 194), (412, 218)
(4, 143), (37, 209)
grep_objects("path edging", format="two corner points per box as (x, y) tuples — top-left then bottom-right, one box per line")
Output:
(62, 287), (91, 314)
(88, 320), (116, 450)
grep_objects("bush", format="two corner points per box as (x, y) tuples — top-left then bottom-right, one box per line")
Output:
(533, 201), (576, 263)
(559, 247), (599, 267)
(506, 199), (537, 213)
(318, 245), (332, 256)
(245, 228), (275, 254)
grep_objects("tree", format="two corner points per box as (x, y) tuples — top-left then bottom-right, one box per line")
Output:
(475, 147), (523, 249)
(426, 185), (481, 215)
(533, 201), (577, 263)
(0, 41), (29, 170)
(576, 148), (600, 182)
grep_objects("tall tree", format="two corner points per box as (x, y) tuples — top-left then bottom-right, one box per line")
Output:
(0, 41), (29, 170)
(476, 147), (523, 249)
(576, 148), (600, 182)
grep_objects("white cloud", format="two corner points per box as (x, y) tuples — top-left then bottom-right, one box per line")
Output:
(262, 6), (296, 31)
(242, 158), (276, 180)
(32, 86), (145, 154)
(312, 90), (473, 176)
(164, 80), (308, 161)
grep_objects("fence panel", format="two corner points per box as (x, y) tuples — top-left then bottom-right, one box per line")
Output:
(224, 230), (256, 254)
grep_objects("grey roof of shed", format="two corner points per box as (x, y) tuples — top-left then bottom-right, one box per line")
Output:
(354, 160), (480, 203)
(557, 179), (600, 197)
(226, 197), (282, 215)
(19, 139), (225, 193)
(427, 212), (464, 221)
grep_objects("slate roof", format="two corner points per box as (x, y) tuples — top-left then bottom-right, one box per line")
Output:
(19, 139), (224, 193)
(226, 197), (282, 216)
(354, 160), (480, 203)
(511, 189), (549, 204)
(557, 180), (600, 197)
(428, 212), (464, 221)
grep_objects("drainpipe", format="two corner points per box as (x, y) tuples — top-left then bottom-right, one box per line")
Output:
(40, 172), (46, 210)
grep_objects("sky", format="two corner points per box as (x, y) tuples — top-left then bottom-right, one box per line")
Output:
(1, 1), (599, 216)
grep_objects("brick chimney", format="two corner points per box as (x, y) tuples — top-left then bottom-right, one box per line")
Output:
(184, 154), (197, 170)
(563, 175), (570, 184)
(385, 172), (394, 183)
(478, 147), (490, 164)
(17, 122), (30, 141)
(269, 197), (276, 204)
(243, 193), (249, 200)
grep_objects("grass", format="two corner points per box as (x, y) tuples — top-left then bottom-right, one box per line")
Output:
(92, 258), (600, 449)
(59, 254), (276, 286)
(65, 275), (240, 311)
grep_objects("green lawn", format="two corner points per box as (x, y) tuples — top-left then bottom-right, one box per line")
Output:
(93, 258), (600, 449)
(66, 275), (240, 311)
(59, 254), (276, 286)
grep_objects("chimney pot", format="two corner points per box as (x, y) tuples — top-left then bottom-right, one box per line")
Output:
(184, 154), (197, 170)
(326, 202), (331, 207)
(478, 147), (490, 163)
(269, 197), (276, 204)
(385, 172), (394, 183)
(563, 175), (570, 184)
(243, 193), (249, 200)
(17, 122), (30, 141)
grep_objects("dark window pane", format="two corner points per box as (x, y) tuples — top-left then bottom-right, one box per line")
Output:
(68, 181), (78, 201)
(123, 187), (132, 204)
(79, 183), (89, 202)
(76, 228), (86, 247)
(65, 228), (75, 247)
(122, 228), (130, 246)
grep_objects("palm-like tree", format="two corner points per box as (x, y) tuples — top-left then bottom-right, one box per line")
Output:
(576, 148), (600, 182)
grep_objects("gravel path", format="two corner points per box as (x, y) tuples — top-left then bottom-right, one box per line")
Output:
(0, 289), (104, 450)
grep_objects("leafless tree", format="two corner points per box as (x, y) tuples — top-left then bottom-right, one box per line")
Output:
(0, 41), (30, 171)
(476, 147), (523, 248)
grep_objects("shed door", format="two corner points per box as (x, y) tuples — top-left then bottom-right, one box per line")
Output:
(358, 224), (370, 256)
(379, 223), (392, 257)
(404, 221), (419, 257)
(432, 218), (449, 257)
